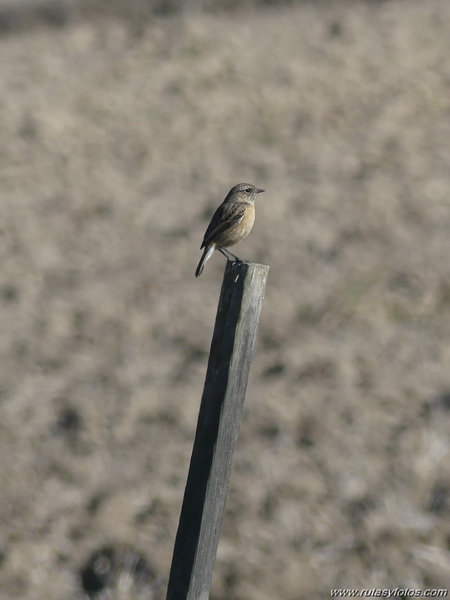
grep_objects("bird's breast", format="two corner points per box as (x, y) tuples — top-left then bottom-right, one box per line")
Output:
(215, 204), (255, 248)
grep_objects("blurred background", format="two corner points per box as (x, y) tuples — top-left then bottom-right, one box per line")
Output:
(1, 0), (450, 598)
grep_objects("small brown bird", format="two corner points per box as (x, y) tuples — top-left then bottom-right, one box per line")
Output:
(195, 183), (264, 277)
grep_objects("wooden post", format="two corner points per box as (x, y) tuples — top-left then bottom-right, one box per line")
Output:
(166, 260), (269, 600)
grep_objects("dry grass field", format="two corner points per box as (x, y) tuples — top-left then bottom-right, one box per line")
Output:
(1, 1), (450, 598)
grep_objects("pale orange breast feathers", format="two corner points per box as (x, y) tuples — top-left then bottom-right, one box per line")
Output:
(215, 204), (255, 248)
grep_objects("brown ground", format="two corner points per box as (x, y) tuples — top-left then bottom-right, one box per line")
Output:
(1, 1), (450, 598)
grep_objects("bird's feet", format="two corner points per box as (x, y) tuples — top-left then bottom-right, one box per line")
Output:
(232, 257), (250, 265)
(218, 247), (249, 264)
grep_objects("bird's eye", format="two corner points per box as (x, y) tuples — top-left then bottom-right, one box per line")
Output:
(245, 187), (252, 193)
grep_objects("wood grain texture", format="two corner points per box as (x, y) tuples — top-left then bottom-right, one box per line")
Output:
(166, 260), (269, 600)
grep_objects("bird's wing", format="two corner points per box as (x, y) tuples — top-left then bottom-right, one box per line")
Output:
(201, 203), (247, 249)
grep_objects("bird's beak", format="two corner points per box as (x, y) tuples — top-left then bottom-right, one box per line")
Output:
(257, 188), (265, 194)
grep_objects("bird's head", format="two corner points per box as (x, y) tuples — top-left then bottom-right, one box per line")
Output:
(228, 183), (265, 203)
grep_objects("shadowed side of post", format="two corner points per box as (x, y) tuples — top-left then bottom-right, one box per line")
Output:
(166, 260), (269, 600)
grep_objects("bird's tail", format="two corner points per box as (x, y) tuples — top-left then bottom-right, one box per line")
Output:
(195, 245), (215, 278)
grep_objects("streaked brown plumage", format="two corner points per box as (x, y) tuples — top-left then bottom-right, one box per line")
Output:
(195, 183), (264, 277)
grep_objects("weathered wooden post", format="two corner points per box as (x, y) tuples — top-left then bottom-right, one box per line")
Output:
(166, 260), (269, 600)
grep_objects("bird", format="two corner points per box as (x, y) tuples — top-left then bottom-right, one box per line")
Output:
(195, 183), (264, 278)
